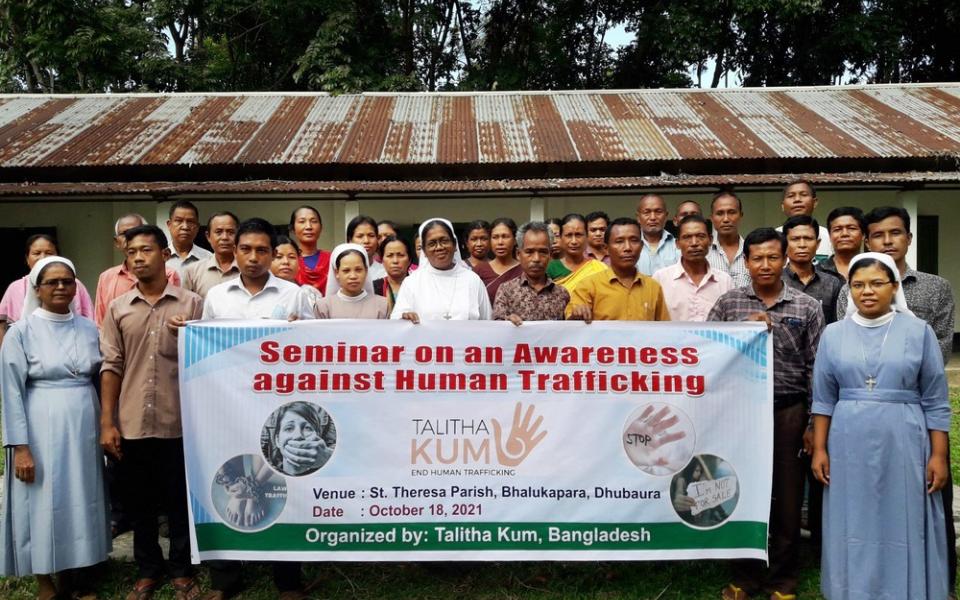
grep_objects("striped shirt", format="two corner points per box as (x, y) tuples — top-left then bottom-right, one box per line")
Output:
(706, 234), (750, 288)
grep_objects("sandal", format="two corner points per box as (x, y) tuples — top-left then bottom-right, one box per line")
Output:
(721, 584), (748, 600)
(125, 578), (159, 600)
(172, 577), (202, 600)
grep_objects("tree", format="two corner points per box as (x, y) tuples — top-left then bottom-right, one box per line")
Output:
(0, 0), (175, 92)
(0, 0), (958, 93)
(730, 0), (868, 86)
(466, 0), (619, 90)
(859, 0), (960, 83)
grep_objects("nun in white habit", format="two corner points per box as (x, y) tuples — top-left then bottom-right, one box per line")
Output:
(390, 218), (491, 322)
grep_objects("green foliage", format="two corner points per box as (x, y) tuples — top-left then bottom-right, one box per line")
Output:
(0, 0), (177, 92)
(0, 0), (957, 93)
(294, 2), (417, 93)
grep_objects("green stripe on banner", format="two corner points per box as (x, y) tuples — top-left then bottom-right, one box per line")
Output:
(196, 521), (766, 552)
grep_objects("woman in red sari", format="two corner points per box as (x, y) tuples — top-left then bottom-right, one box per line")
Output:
(290, 205), (331, 295)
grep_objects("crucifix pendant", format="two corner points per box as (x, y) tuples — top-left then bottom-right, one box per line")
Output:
(865, 375), (877, 391)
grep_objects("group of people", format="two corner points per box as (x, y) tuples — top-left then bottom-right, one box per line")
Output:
(0, 179), (954, 600)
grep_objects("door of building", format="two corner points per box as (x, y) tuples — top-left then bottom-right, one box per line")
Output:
(917, 215), (938, 274)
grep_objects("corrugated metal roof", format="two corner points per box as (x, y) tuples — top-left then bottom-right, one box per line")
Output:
(0, 171), (956, 198)
(1, 85), (959, 170)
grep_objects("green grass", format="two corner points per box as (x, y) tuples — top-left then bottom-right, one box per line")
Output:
(0, 391), (958, 598)
(0, 556), (828, 599)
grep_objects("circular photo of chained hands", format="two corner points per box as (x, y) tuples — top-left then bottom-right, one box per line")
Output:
(622, 402), (696, 476)
(212, 454), (288, 532)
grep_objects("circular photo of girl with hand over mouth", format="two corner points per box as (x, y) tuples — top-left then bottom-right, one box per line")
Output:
(260, 401), (337, 477)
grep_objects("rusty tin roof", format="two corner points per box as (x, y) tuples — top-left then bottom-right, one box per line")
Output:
(0, 85), (958, 194)
(1, 85), (959, 167)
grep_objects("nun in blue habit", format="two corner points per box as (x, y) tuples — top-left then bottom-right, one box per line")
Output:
(0, 256), (110, 599)
(811, 252), (949, 600)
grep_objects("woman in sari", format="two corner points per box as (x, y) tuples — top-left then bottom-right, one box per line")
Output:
(471, 217), (522, 303)
(271, 235), (322, 314)
(462, 220), (491, 269)
(373, 235), (413, 315)
(0, 235), (93, 346)
(290, 205), (331, 295)
(546, 218), (563, 259)
(546, 213), (607, 294)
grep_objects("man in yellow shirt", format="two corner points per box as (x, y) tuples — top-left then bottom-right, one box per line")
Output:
(568, 217), (670, 322)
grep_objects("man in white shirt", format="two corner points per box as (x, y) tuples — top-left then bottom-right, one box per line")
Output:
(776, 180), (832, 260)
(202, 218), (312, 320)
(653, 215), (733, 321)
(193, 217), (311, 599)
(166, 200), (212, 274)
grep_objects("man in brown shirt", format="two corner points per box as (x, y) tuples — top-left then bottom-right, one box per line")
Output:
(493, 221), (569, 324)
(100, 224), (203, 600)
(181, 211), (240, 298)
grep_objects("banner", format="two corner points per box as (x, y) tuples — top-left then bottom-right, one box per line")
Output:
(180, 320), (772, 562)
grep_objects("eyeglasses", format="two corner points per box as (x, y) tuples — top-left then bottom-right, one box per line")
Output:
(38, 278), (76, 288)
(425, 238), (453, 250)
(850, 280), (893, 292)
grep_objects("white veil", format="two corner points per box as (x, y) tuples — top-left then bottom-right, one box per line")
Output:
(325, 243), (375, 298)
(844, 251), (914, 319)
(23, 255), (79, 316)
(418, 218), (468, 273)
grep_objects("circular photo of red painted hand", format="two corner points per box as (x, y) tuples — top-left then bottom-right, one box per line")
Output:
(622, 402), (695, 476)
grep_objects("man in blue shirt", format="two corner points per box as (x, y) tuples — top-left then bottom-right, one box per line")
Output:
(635, 194), (680, 275)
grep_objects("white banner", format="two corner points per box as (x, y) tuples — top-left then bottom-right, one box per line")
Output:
(179, 320), (772, 562)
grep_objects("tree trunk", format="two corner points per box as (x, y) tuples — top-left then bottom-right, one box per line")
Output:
(454, 0), (471, 70)
(401, 0), (414, 77)
(428, 0), (454, 90)
(710, 46), (725, 88)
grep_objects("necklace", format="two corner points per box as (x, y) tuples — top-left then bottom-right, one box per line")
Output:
(429, 270), (458, 320)
(62, 319), (83, 377)
(442, 274), (457, 319)
(858, 319), (894, 391)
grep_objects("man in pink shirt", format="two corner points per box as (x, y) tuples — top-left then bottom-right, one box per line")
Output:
(94, 214), (180, 327)
(653, 214), (733, 321)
